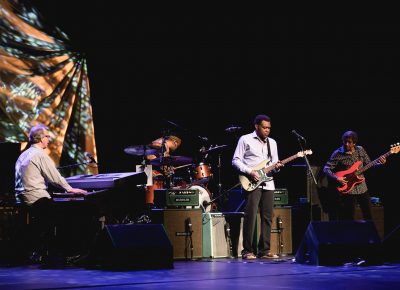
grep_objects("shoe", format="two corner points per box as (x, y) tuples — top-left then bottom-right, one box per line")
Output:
(242, 252), (257, 260)
(258, 252), (279, 259)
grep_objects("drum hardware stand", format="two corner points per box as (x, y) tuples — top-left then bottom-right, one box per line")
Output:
(217, 152), (222, 197)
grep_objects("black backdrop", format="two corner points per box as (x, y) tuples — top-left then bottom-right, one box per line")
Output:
(19, 2), (400, 232)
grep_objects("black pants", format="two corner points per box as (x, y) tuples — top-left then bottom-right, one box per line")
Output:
(242, 188), (274, 255)
(29, 198), (58, 256)
(328, 191), (372, 221)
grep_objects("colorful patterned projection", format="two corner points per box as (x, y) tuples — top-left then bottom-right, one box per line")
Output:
(0, 0), (97, 175)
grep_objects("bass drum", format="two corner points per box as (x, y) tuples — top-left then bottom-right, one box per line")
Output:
(187, 185), (212, 213)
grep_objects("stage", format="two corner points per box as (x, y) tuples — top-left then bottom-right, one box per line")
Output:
(1, 257), (400, 290)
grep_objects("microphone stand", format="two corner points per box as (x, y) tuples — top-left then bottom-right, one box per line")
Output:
(295, 136), (317, 221)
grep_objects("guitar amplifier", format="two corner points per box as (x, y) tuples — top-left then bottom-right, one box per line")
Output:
(166, 189), (199, 207)
(202, 213), (230, 258)
(274, 188), (289, 206)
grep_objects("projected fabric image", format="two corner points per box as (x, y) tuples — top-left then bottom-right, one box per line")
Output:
(0, 0), (97, 175)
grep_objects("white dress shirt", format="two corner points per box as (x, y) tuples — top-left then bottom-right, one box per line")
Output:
(232, 131), (279, 190)
(15, 145), (73, 205)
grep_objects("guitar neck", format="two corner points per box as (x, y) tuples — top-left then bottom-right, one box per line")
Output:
(263, 153), (300, 173)
(357, 150), (391, 175)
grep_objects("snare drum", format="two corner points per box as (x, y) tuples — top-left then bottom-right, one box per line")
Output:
(193, 163), (212, 181)
(187, 185), (212, 213)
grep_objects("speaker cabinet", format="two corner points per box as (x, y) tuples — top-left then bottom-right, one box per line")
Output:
(94, 224), (173, 269)
(202, 213), (230, 258)
(270, 207), (292, 255)
(252, 207), (292, 255)
(225, 207), (292, 257)
(295, 221), (382, 266)
(151, 209), (202, 259)
(383, 224), (400, 262)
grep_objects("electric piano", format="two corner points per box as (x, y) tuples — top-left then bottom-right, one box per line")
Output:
(52, 171), (147, 217)
(65, 171), (147, 190)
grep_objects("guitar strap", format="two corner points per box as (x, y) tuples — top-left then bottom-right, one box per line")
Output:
(266, 137), (272, 161)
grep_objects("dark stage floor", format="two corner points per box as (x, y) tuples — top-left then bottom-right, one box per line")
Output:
(1, 257), (400, 290)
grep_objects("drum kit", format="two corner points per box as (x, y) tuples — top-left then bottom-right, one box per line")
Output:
(124, 135), (229, 213)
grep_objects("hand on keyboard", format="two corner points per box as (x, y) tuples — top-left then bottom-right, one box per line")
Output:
(68, 188), (88, 195)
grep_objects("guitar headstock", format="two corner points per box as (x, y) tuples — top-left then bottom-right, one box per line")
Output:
(297, 149), (313, 157)
(390, 143), (400, 154)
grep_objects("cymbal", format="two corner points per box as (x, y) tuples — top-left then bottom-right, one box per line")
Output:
(124, 145), (159, 156)
(202, 144), (229, 154)
(150, 155), (193, 167)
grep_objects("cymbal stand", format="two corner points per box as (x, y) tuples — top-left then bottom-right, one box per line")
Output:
(217, 152), (222, 197)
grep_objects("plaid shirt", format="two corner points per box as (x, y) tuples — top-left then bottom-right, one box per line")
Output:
(323, 145), (371, 195)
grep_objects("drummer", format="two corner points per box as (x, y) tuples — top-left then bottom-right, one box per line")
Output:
(148, 135), (182, 159)
(146, 135), (182, 175)
(145, 135), (182, 205)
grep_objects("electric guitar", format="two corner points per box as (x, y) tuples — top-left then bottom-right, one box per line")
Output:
(239, 150), (313, 192)
(335, 143), (400, 194)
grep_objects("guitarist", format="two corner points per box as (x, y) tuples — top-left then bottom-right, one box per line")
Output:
(232, 114), (283, 260)
(323, 131), (385, 221)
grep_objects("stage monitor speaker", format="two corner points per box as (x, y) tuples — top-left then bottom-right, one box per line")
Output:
(151, 209), (203, 259)
(295, 221), (382, 266)
(202, 213), (230, 258)
(383, 224), (400, 262)
(94, 224), (173, 269)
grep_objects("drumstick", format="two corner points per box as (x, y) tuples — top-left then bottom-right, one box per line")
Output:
(173, 163), (192, 170)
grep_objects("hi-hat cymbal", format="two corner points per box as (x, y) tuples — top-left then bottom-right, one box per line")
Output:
(150, 155), (193, 167)
(201, 144), (229, 154)
(124, 145), (159, 156)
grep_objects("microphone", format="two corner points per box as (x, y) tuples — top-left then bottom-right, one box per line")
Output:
(85, 152), (97, 164)
(291, 130), (306, 141)
(225, 126), (241, 133)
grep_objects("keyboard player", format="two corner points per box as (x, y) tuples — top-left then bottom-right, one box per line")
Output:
(15, 124), (87, 265)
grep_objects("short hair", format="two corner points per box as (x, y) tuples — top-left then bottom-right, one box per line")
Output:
(167, 135), (182, 148)
(29, 124), (48, 144)
(254, 114), (271, 125)
(342, 130), (358, 144)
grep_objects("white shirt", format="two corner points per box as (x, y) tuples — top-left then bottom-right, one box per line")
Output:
(15, 145), (73, 205)
(232, 131), (279, 190)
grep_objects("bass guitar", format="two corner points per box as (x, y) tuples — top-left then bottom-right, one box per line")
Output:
(239, 150), (313, 191)
(335, 143), (400, 194)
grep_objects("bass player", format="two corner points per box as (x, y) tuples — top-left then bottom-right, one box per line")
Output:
(323, 130), (386, 221)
